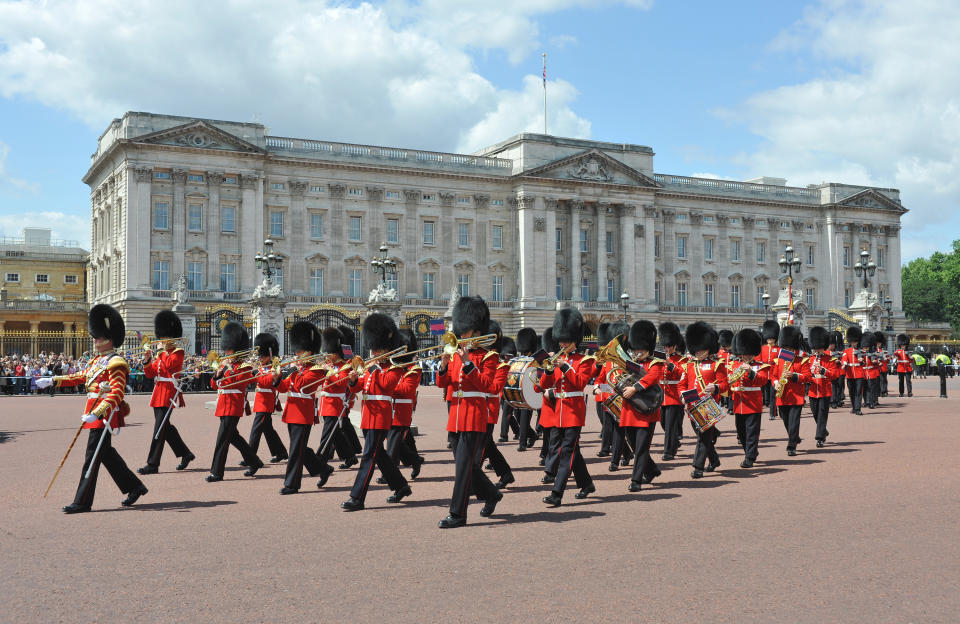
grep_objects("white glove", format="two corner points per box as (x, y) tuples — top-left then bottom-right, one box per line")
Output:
(81, 413), (99, 424)
(35, 377), (54, 390)
(99, 381), (111, 392)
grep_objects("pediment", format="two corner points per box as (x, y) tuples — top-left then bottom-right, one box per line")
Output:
(837, 189), (906, 214)
(728, 272), (743, 281)
(306, 253), (329, 264)
(418, 256), (441, 268)
(344, 255), (366, 266)
(517, 149), (660, 188)
(454, 260), (475, 271)
(487, 262), (510, 273)
(133, 120), (265, 154)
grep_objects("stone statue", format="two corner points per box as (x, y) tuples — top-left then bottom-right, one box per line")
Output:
(252, 277), (283, 299)
(569, 156), (611, 182)
(173, 273), (189, 304)
(367, 281), (399, 303)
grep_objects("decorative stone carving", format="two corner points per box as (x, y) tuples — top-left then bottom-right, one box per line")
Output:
(241, 173), (262, 189)
(742, 216), (755, 228)
(567, 155), (611, 181)
(643, 205), (657, 218)
(365, 186), (384, 201)
(791, 220), (805, 232)
(473, 194), (490, 208)
(327, 183), (346, 199)
(634, 224), (645, 238)
(621, 203), (637, 217)
(252, 279), (283, 299)
(885, 224), (900, 235)
(403, 189), (420, 202)
(716, 214), (729, 225)
(206, 171), (225, 186)
(367, 282), (399, 303)
(175, 133), (222, 149)
(439, 192), (455, 206)
(172, 169), (188, 184)
(766, 217), (779, 228)
(289, 180), (308, 196)
(508, 197), (519, 208)
(543, 198), (558, 211)
(134, 167), (153, 183)
(570, 200), (585, 212)
(660, 208), (675, 222)
(690, 211), (703, 225)
(173, 273), (189, 304)
(534, 217), (546, 232)
(517, 194), (536, 210)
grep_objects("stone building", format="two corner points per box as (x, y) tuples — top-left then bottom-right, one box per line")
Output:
(83, 112), (906, 345)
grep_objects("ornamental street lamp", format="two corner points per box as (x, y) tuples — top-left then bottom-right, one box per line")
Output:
(254, 238), (283, 285)
(884, 296), (894, 332)
(620, 291), (629, 322)
(778, 246), (802, 324)
(371, 243), (397, 287)
(853, 248), (877, 290)
(762, 291), (771, 321)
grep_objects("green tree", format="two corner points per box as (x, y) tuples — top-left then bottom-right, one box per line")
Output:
(901, 240), (960, 333)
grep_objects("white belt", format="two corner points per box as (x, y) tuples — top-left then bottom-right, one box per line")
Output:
(812, 375), (828, 379)
(218, 389), (242, 395)
(596, 383), (613, 393)
(256, 388), (275, 393)
(556, 391), (584, 398)
(86, 392), (101, 399)
(394, 399), (413, 404)
(846, 363), (861, 367)
(155, 376), (176, 383)
(364, 394), (393, 402)
(731, 387), (761, 392)
(485, 393), (499, 399)
(453, 391), (486, 399)
(320, 392), (346, 399)
(897, 360), (910, 364)
(662, 380), (682, 385)
(288, 391), (313, 399)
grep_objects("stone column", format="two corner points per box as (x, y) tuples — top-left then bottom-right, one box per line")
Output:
(641, 205), (657, 310)
(403, 189), (420, 299)
(475, 194), (490, 290)
(515, 194), (535, 306)
(543, 198), (557, 304)
(249, 295), (287, 357)
(328, 184), (346, 295)
(289, 180), (308, 294)
(206, 172), (223, 291)
(824, 208), (839, 309)
(439, 192), (456, 297)
(887, 225), (903, 314)
(595, 202), (607, 302)
(240, 173), (263, 292)
(171, 169), (187, 281)
(620, 204), (637, 308)
(130, 167), (153, 290)
(570, 200), (583, 301)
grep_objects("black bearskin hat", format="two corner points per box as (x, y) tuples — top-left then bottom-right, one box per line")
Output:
(829, 330), (844, 350)
(323, 325), (356, 358)
(254, 333), (280, 358)
(394, 328), (418, 364)
(88, 303), (125, 348)
(452, 295), (490, 338)
(846, 326), (863, 344)
(732, 328), (762, 357)
(363, 313), (398, 352)
(896, 333), (909, 347)
(658, 322), (682, 348)
(289, 321), (320, 354)
(761, 320), (780, 342)
(500, 336), (517, 359)
(221, 321), (249, 353)
(718, 329), (734, 349)
(809, 326), (829, 350)
(627, 320), (657, 353)
(154, 310), (182, 339)
(488, 320), (503, 353)
(552, 307), (584, 347)
(541, 327), (559, 354)
(596, 322), (612, 346)
(685, 321), (718, 355)
(861, 331), (877, 350)
(516, 328), (539, 355)
(778, 325), (802, 351)
(874, 331), (886, 349)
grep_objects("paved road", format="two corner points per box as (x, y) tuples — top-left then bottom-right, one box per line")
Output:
(1, 377), (958, 623)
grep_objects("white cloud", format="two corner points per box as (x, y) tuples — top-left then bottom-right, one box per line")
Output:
(0, 0), (650, 154)
(0, 140), (38, 192)
(690, 172), (722, 180)
(723, 0), (960, 261)
(0, 211), (88, 245)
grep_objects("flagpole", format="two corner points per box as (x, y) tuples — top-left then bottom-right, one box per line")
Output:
(542, 52), (547, 135)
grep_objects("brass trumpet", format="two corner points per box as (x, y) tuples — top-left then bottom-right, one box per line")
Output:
(398, 331), (498, 364)
(141, 336), (187, 354)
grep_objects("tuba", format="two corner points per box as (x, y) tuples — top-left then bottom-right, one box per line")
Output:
(595, 335), (664, 413)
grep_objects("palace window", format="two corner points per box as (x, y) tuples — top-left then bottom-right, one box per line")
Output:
(676, 213), (687, 222)
(63, 274), (77, 285)
(221, 206), (236, 233)
(556, 277), (563, 300)
(580, 278), (590, 301)
(422, 273), (435, 299)
(311, 213), (324, 239)
(843, 246), (851, 267)
(458, 223), (470, 247)
(654, 281), (661, 304)
(457, 274), (470, 297)
(188, 174), (204, 183)
(387, 218), (400, 244)
(311, 185), (325, 193)
(555, 229), (562, 252)
(385, 271), (397, 293)
(704, 237), (714, 261)
(704, 216), (714, 223)
(491, 199), (504, 206)
(807, 244), (815, 266)
(492, 225), (503, 250)
(269, 211), (284, 237)
(271, 182), (285, 191)
(349, 269), (362, 297)
(654, 234), (661, 258)
(5, 272), (19, 282)
(492, 276), (503, 302)
(188, 204), (203, 232)
(757, 285), (766, 307)
(35, 273), (49, 284)
(677, 282), (687, 307)
(731, 284), (741, 308)
(580, 229), (588, 253)
(704, 283), (714, 307)
(152, 261), (168, 290)
(154, 171), (170, 180)
(422, 193), (435, 202)
(457, 196), (470, 205)
(806, 287), (816, 309)
(187, 262), (203, 290)
(423, 221), (435, 245)
(309, 268), (324, 296)
(677, 235), (687, 259)
(153, 202), (169, 230)
(844, 286), (852, 307)
(730, 239), (741, 262)
(349, 216), (362, 242)
(220, 263), (237, 292)
(878, 247), (885, 267)
(757, 241), (766, 263)
(385, 190), (400, 199)
(607, 279), (615, 303)
(348, 187), (363, 197)
(223, 176), (237, 185)
(606, 231), (614, 254)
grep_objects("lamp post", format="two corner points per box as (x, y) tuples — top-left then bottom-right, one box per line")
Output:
(762, 291), (771, 321)
(620, 291), (629, 322)
(254, 238), (283, 286)
(371, 243), (397, 288)
(884, 296), (894, 352)
(853, 248), (877, 290)
(778, 246), (802, 325)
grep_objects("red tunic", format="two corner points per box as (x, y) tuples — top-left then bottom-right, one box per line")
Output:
(728, 360), (769, 414)
(211, 360), (255, 417)
(863, 353), (880, 380)
(317, 365), (353, 419)
(392, 365), (421, 428)
(486, 360), (511, 425)
(437, 350), (498, 433)
(537, 353), (597, 428)
(252, 366), (280, 413)
(351, 364), (402, 430)
(679, 357), (729, 404)
(593, 361), (614, 405)
(55, 353), (129, 429)
(618, 356), (664, 427)
(760, 344), (781, 366)
(661, 354), (685, 406)
(894, 348), (913, 374)
(772, 357), (812, 406)
(144, 347), (186, 408)
(277, 364), (324, 425)
(841, 347), (865, 379)
(807, 353), (843, 398)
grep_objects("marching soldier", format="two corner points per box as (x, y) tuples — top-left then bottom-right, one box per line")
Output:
(39, 304), (148, 513)
(245, 333), (288, 464)
(385, 328), (425, 479)
(514, 328), (540, 451)
(138, 310), (195, 474)
(436, 296), (502, 528)
(861, 332), (880, 409)
(497, 336), (520, 443)
(482, 321), (516, 489)
(718, 329), (734, 414)
(894, 334), (914, 397)
(540, 307), (597, 506)
(208, 322), (264, 482)
(680, 322), (728, 478)
(341, 314), (413, 511)
(829, 331), (846, 408)
(760, 320), (781, 421)
(617, 320), (664, 493)
(728, 328), (768, 467)
(537, 328), (558, 468)
(807, 326), (843, 447)
(593, 322), (614, 457)
(772, 326), (812, 456)
(658, 322), (685, 461)
(841, 326), (866, 416)
(315, 326), (360, 469)
(875, 331), (890, 398)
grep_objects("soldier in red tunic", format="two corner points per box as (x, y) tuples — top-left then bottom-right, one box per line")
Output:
(245, 332), (288, 464)
(760, 320), (781, 420)
(341, 314), (412, 511)
(772, 326), (813, 456)
(541, 307), (598, 507)
(481, 320), (515, 489)
(841, 326), (866, 415)
(617, 320), (664, 493)
(718, 329), (734, 415)
(658, 322), (686, 461)
(807, 326), (844, 448)
(315, 326), (360, 469)
(139, 310), (195, 474)
(207, 322), (263, 482)
(385, 328), (425, 479)
(40, 304), (148, 513)
(537, 328), (558, 468)
(514, 328), (540, 452)
(861, 332), (881, 409)
(601, 321), (633, 470)
(728, 328), (768, 467)
(829, 331), (847, 408)
(894, 333), (914, 397)
(680, 322), (729, 478)
(436, 296), (502, 528)
(593, 322), (615, 458)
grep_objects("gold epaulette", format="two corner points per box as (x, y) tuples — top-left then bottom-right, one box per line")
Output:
(403, 366), (422, 377)
(497, 362), (511, 369)
(482, 350), (499, 361)
(580, 354), (597, 363)
(106, 355), (130, 373)
(172, 347), (185, 354)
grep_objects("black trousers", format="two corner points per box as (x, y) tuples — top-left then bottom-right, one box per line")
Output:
(898, 372), (913, 396)
(880, 372), (889, 396)
(598, 402), (616, 454)
(515, 408), (537, 448)
(248, 411), (287, 460)
(610, 423), (636, 464)
(846, 377), (864, 412)
(550, 426), (593, 496)
(540, 425), (553, 460)
(285, 423), (329, 490)
(692, 426), (720, 470)
(831, 378), (845, 407)
(866, 377), (880, 407)
(735, 412), (762, 461)
(74, 428), (143, 507)
(146, 405), (191, 468)
(661, 405), (683, 456)
(386, 425), (421, 467)
(939, 365), (948, 397)
(499, 401), (519, 440)
(349, 429), (407, 502)
(778, 404), (803, 451)
(342, 415), (363, 454)
(448, 431), (498, 518)
(317, 415), (353, 462)
(623, 425), (658, 484)
(211, 416), (261, 478)
(483, 424), (513, 479)
(809, 397), (830, 442)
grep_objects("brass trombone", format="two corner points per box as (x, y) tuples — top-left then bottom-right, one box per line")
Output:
(392, 331), (498, 364)
(141, 336), (187, 354)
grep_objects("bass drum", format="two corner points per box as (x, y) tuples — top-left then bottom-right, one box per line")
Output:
(503, 357), (543, 410)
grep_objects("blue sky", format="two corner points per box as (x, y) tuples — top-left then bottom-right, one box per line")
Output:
(1, 0), (957, 261)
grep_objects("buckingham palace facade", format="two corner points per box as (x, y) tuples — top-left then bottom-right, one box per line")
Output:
(83, 111), (906, 336)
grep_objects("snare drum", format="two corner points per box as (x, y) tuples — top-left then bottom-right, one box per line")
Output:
(601, 393), (622, 424)
(503, 357), (543, 410)
(686, 394), (726, 433)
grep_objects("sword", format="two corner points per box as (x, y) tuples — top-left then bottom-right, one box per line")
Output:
(154, 383), (183, 440)
(319, 395), (353, 458)
(84, 415), (117, 480)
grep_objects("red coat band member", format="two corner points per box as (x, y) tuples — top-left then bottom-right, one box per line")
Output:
(593, 322), (616, 458)
(729, 328), (769, 467)
(207, 322), (263, 482)
(540, 307), (597, 507)
(481, 321), (515, 489)
(40, 304), (147, 513)
(314, 325), (360, 468)
(894, 334), (914, 397)
(245, 332), (288, 464)
(658, 322), (686, 461)
(680, 322), (729, 478)
(616, 320), (664, 492)
(514, 328), (540, 451)
(436, 296), (502, 528)
(139, 310), (194, 475)
(760, 320), (781, 421)
(385, 329), (425, 479)
(772, 326), (813, 456)
(860, 332), (881, 409)
(341, 314), (412, 511)
(536, 328), (559, 467)
(807, 326), (844, 447)
(841, 326), (867, 415)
